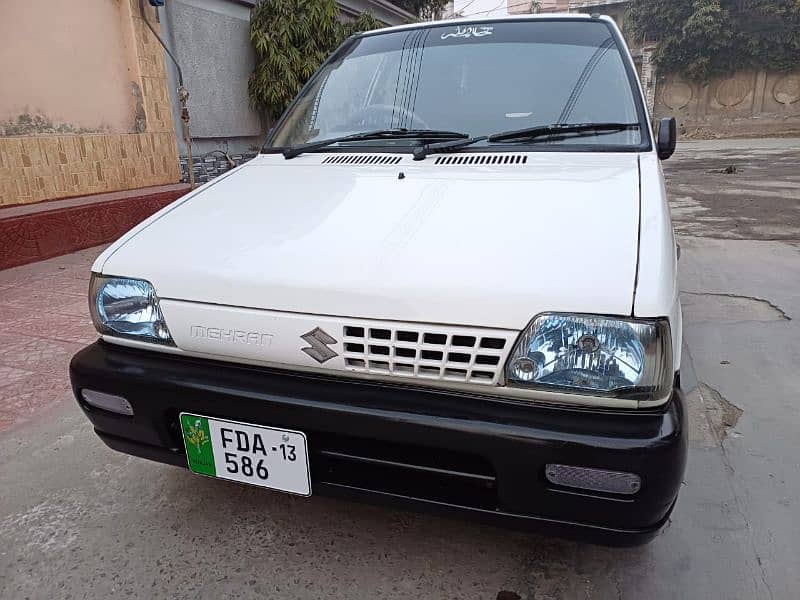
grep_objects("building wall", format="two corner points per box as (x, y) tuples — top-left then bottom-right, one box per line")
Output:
(568, 0), (628, 31)
(450, 0), (508, 18)
(568, 0), (625, 8)
(654, 70), (800, 137)
(158, 0), (414, 183)
(158, 0), (414, 162)
(481, 0), (800, 138)
(161, 0), (265, 159)
(565, 1), (800, 137)
(338, 0), (416, 24)
(521, 0), (569, 14)
(0, 0), (134, 134)
(509, 1), (627, 19)
(0, 0), (181, 207)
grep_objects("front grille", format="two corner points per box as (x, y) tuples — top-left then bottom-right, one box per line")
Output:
(310, 431), (498, 510)
(342, 324), (513, 385)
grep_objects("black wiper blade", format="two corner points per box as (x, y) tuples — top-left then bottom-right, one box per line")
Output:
(283, 129), (469, 159)
(394, 129), (470, 139)
(488, 122), (640, 144)
(412, 135), (488, 161)
(409, 122), (639, 160)
(284, 129), (398, 159)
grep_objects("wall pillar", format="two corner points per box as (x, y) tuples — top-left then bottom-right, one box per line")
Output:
(640, 44), (658, 118)
(752, 70), (768, 116)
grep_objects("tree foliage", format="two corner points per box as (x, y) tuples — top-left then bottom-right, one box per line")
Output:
(248, 0), (382, 122)
(393, 0), (449, 19)
(626, 0), (800, 80)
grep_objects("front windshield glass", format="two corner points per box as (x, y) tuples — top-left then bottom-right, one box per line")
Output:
(268, 20), (645, 150)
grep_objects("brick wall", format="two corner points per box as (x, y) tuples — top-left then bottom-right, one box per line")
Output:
(0, 1), (181, 207)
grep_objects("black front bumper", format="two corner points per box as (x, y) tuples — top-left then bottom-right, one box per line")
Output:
(70, 341), (687, 546)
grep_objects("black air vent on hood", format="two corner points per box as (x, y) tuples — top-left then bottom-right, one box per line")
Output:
(434, 154), (527, 165)
(322, 155), (403, 165)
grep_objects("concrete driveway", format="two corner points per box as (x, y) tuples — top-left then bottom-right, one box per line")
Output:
(1, 138), (798, 599)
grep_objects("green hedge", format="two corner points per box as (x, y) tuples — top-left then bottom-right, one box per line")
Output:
(626, 0), (800, 80)
(248, 0), (382, 122)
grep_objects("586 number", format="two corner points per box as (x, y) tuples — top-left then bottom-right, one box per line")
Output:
(224, 453), (269, 479)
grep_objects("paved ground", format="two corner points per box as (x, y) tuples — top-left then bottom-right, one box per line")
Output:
(1, 138), (799, 599)
(668, 137), (800, 241)
(0, 253), (97, 431)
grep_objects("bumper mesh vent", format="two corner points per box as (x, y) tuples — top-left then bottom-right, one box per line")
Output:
(322, 154), (402, 165)
(434, 154), (527, 166)
(342, 325), (513, 385)
(545, 464), (642, 495)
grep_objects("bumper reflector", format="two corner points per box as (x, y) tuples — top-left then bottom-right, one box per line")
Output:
(81, 389), (134, 416)
(545, 464), (641, 495)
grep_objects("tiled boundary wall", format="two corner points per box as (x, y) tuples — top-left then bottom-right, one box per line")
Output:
(654, 70), (800, 138)
(0, 184), (189, 270)
(0, 0), (181, 206)
(180, 152), (258, 185)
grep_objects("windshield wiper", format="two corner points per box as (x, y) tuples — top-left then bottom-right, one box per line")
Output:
(283, 129), (469, 159)
(487, 122), (640, 144)
(410, 122), (640, 160)
(412, 135), (488, 161)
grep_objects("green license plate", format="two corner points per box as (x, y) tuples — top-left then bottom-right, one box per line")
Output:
(180, 413), (310, 496)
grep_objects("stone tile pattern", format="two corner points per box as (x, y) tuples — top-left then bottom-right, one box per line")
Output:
(0, 185), (189, 270)
(0, 247), (100, 431)
(133, 0), (175, 136)
(181, 152), (258, 185)
(0, 2), (180, 206)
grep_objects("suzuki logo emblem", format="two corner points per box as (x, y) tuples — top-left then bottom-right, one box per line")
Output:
(300, 327), (339, 363)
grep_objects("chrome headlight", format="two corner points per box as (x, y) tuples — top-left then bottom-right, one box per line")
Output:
(89, 274), (173, 345)
(506, 314), (672, 403)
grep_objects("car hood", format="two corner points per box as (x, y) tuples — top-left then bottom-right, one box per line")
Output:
(97, 152), (641, 330)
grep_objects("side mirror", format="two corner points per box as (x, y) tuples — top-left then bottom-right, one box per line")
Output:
(657, 117), (677, 160)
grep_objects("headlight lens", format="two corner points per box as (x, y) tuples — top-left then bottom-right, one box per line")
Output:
(506, 314), (672, 402)
(89, 275), (173, 345)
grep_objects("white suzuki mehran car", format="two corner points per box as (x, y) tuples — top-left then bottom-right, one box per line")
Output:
(71, 14), (685, 546)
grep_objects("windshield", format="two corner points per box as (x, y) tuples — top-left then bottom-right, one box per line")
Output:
(268, 20), (646, 151)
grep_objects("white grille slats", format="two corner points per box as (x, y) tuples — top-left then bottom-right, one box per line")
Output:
(342, 325), (512, 385)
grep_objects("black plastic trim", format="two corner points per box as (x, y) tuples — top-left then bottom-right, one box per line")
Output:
(70, 341), (687, 546)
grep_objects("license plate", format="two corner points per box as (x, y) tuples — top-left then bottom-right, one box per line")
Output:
(179, 413), (311, 496)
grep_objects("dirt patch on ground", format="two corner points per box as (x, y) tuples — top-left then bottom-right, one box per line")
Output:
(664, 144), (800, 241)
(680, 291), (791, 323)
(688, 382), (744, 448)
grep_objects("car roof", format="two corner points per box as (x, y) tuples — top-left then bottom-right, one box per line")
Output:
(360, 13), (612, 38)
